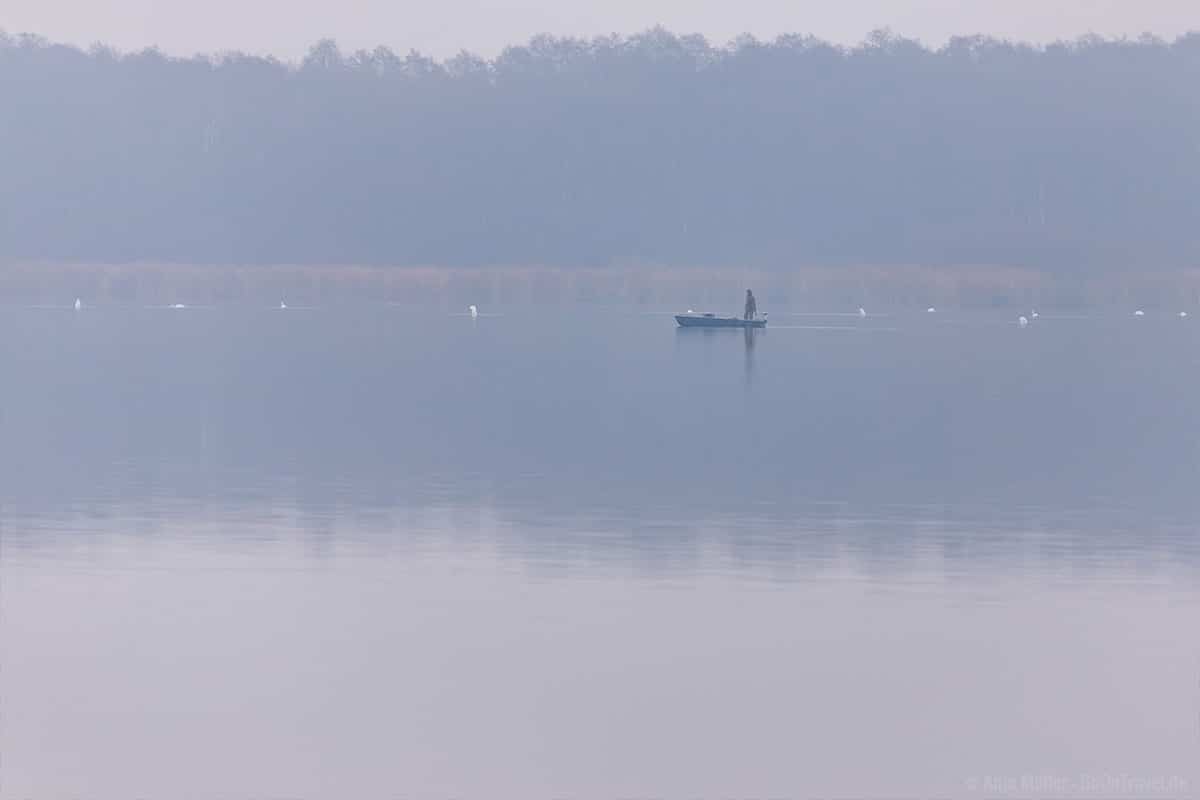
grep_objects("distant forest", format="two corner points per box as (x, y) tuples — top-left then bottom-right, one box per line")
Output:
(1, 29), (1198, 269)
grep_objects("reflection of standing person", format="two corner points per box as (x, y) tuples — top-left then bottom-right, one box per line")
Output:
(744, 289), (757, 320)
(744, 325), (755, 386)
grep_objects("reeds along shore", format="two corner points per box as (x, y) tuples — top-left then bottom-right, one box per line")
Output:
(3, 262), (1200, 310)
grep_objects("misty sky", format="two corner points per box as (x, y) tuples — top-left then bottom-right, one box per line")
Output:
(4, 0), (1197, 59)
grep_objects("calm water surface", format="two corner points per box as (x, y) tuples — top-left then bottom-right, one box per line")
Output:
(2, 305), (1198, 799)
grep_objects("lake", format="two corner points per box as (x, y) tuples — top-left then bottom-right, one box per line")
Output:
(1, 304), (1197, 799)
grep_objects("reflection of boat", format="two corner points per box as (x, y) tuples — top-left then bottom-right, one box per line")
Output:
(675, 312), (766, 329)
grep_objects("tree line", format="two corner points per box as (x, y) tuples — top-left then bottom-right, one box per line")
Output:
(1, 28), (1198, 269)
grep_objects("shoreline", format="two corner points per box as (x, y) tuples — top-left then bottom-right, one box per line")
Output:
(3, 262), (1199, 310)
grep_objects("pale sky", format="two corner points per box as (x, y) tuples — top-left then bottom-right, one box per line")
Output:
(4, 0), (1197, 60)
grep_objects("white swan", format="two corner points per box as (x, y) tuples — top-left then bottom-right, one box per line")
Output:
(74, 298), (82, 311)
(858, 307), (867, 317)
(1031, 310), (1039, 319)
(1018, 316), (1028, 327)
(280, 300), (287, 310)
(468, 304), (478, 319)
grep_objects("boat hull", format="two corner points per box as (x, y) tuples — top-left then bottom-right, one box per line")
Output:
(675, 315), (766, 329)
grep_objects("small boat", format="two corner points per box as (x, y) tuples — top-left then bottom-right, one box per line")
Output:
(675, 312), (766, 329)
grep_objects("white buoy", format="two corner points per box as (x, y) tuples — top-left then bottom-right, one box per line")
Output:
(468, 304), (478, 319)
(74, 298), (82, 311)
(926, 307), (936, 313)
(858, 307), (867, 317)
(1018, 316), (1028, 327)
(1134, 309), (1145, 317)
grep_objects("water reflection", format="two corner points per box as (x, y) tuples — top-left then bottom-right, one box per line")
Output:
(673, 322), (761, 386)
(3, 306), (1200, 799)
(6, 484), (1198, 588)
(5, 305), (1200, 573)
(744, 324), (757, 385)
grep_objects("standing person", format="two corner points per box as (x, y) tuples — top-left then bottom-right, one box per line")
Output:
(744, 289), (758, 320)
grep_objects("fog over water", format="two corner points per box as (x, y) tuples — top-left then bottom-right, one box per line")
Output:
(4, 3), (1200, 793)
(2, 305), (1198, 798)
